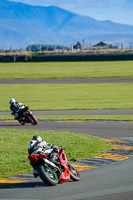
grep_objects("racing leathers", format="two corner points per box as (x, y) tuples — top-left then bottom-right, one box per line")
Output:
(10, 102), (25, 119)
(28, 139), (53, 156)
(28, 139), (58, 177)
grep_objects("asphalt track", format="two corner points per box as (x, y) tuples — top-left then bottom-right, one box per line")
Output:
(1, 77), (133, 200)
(0, 77), (133, 84)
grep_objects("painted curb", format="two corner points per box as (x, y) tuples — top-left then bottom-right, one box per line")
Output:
(73, 138), (133, 171)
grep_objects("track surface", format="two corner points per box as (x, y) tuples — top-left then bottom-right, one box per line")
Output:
(1, 109), (133, 115)
(1, 78), (133, 200)
(0, 117), (133, 138)
(0, 77), (133, 84)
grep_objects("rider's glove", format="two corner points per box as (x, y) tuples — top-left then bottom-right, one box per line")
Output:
(52, 145), (58, 152)
(24, 106), (29, 111)
(58, 146), (63, 152)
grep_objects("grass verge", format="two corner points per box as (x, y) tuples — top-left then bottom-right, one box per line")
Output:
(36, 115), (133, 121)
(0, 115), (133, 121)
(1, 83), (133, 111)
(0, 61), (133, 79)
(0, 128), (112, 178)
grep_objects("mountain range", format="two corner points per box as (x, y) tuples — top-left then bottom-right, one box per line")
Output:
(1, 0), (133, 49)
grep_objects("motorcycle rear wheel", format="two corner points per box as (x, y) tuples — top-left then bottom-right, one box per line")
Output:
(37, 164), (58, 186)
(68, 163), (80, 181)
(18, 120), (25, 125)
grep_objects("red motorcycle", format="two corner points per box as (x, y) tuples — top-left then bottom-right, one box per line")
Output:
(28, 146), (80, 186)
(18, 106), (37, 125)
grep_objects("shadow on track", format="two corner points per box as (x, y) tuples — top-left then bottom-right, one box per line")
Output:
(0, 179), (73, 189)
(0, 124), (21, 127)
(0, 181), (48, 189)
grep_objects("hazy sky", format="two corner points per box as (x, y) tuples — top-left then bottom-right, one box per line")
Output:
(9, 0), (133, 25)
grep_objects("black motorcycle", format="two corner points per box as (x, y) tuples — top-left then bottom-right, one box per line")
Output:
(17, 106), (37, 125)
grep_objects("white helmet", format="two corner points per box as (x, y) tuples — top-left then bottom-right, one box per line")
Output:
(32, 136), (42, 143)
(9, 98), (16, 104)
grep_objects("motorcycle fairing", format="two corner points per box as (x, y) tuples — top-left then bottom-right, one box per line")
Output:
(58, 150), (70, 182)
(28, 154), (48, 165)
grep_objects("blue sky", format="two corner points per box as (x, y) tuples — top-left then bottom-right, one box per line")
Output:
(9, 0), (133, 25)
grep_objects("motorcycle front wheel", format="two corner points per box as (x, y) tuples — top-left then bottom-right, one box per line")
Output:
(37, 164), (58, 186)
(68, 163), (80, 181)
(27, 114), (37, 125)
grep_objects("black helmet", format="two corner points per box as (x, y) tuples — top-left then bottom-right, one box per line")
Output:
(32, 135), (42, 142)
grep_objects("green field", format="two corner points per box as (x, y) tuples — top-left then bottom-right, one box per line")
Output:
(36, 115), (133, 121)
(0, 128), (112, 178)
(0, 83), (133, 111)
(1, 115), (133, 121)
(0, 61), (133, 79)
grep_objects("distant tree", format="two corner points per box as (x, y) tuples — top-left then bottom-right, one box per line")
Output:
(73, 42), (82, 49)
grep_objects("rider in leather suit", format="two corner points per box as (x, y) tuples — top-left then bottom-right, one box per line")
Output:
(9, 98), (28, 119)
(28, 135), (58, 177)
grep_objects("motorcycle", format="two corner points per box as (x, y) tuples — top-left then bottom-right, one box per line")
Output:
(28, 146), (80, 186)
(17, 106), (37, 125)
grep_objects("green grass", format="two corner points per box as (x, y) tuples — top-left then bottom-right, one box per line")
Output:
(0, 115), (133, 121)
(0, 83), (133, 111)
(0, 61), (133, 79)
(0, 128), (112, 178)
(36, 115), (133, 121)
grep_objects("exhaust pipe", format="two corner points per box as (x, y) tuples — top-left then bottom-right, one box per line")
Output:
(43, 158), (62, 173)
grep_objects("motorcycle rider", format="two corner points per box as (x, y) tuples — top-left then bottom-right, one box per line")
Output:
(9, 98), (28, 120)
(28, 135), (58, 178)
